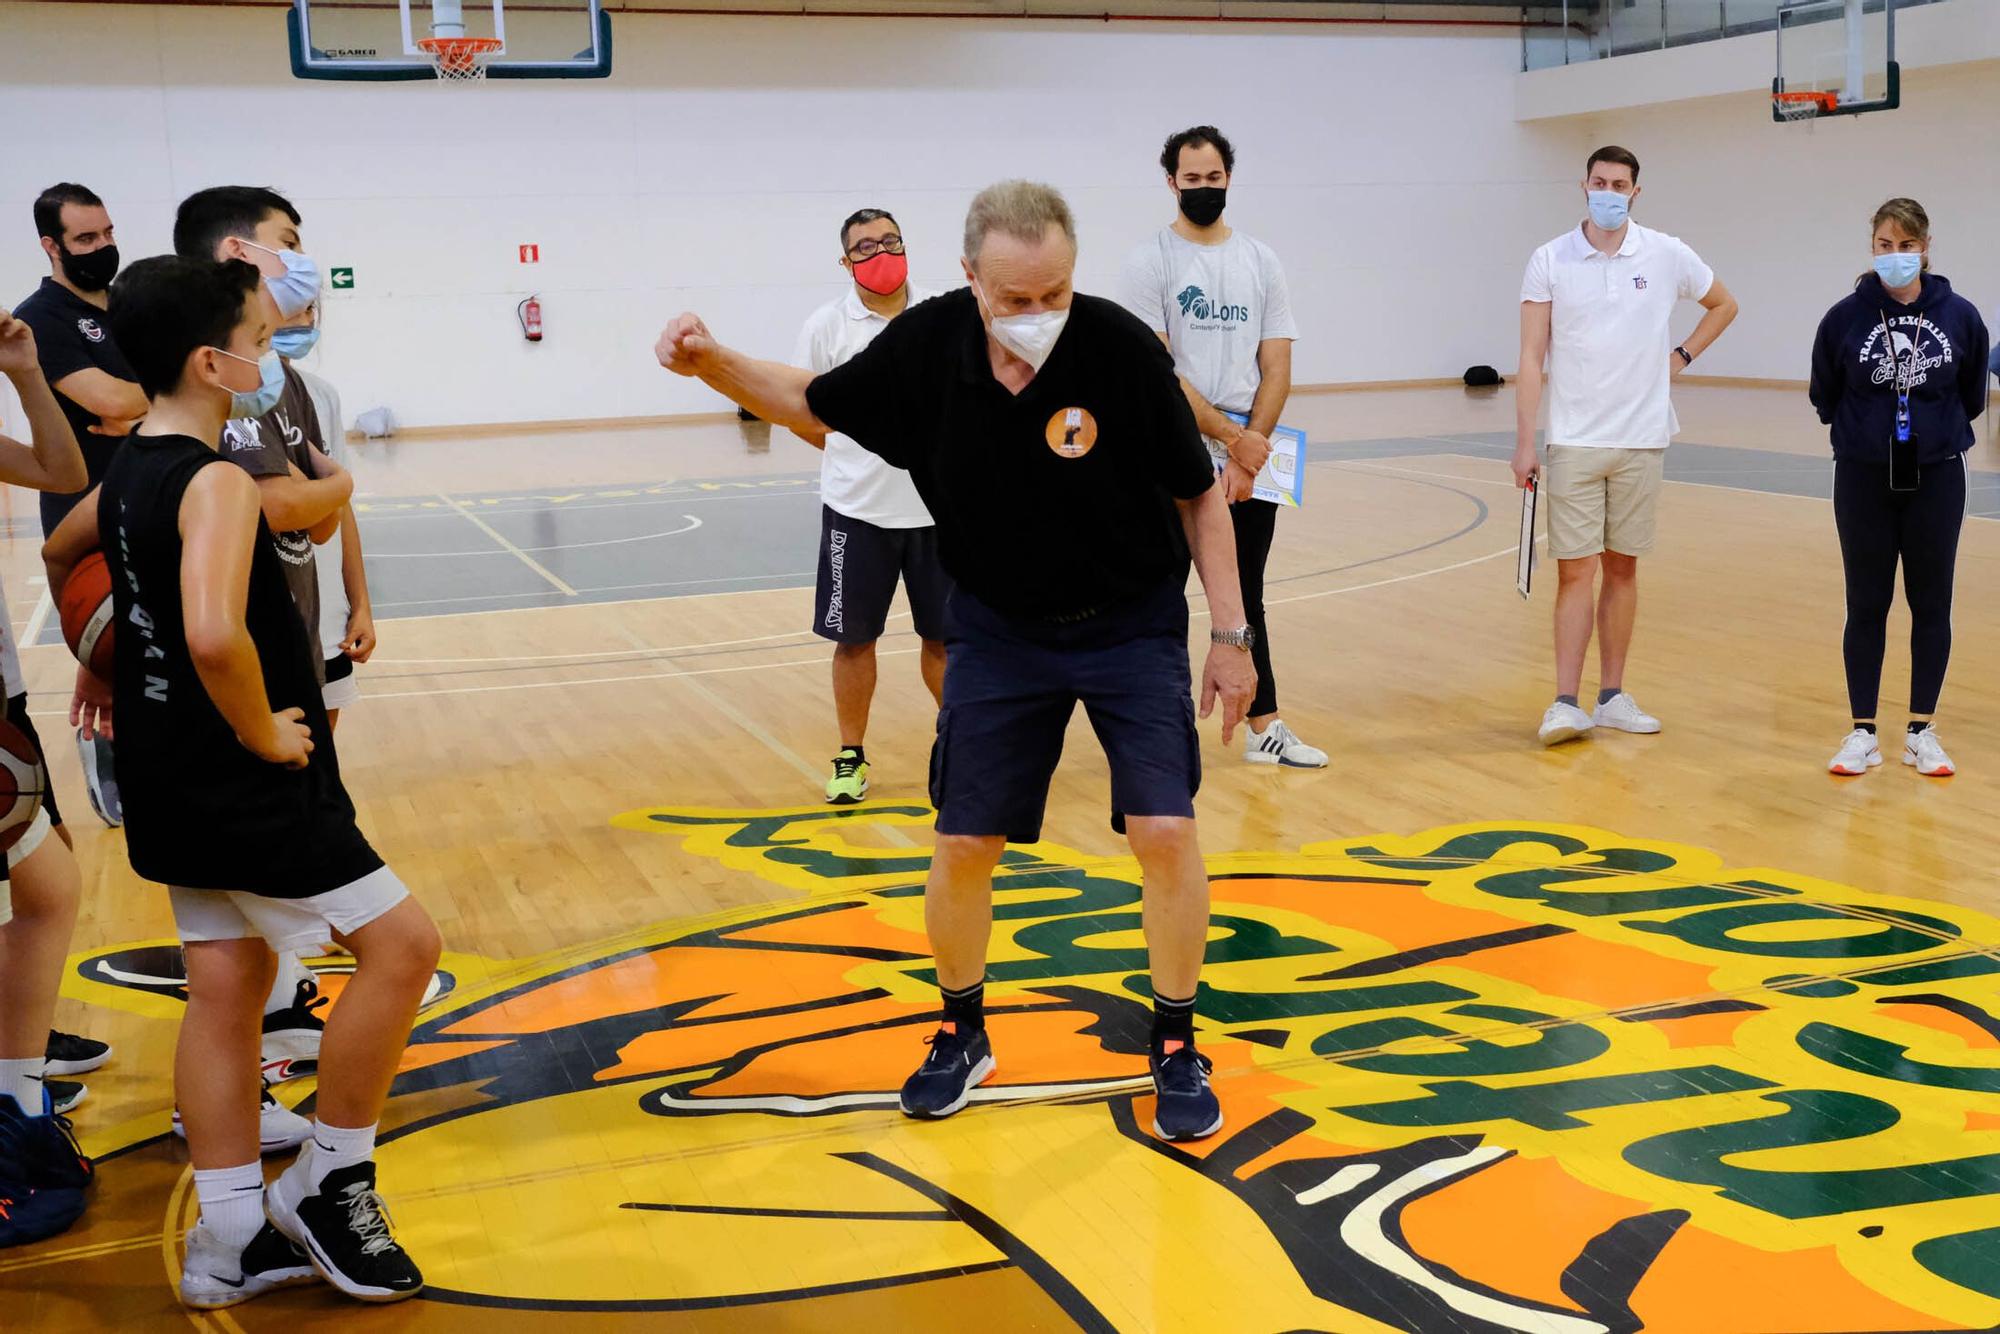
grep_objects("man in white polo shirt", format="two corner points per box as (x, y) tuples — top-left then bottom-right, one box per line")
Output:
(793, 208), (949, 802)
(1512, 145), (1738, 746)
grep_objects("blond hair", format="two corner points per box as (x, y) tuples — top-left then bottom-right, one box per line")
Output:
(962, 180), (1076, 266)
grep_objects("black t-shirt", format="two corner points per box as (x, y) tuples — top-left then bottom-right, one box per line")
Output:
(98, 433), (381, 897)
(804, 289), (1215, 620)
(13, 278), (138, 535)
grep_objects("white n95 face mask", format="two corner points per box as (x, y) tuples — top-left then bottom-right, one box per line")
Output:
(975, 283), (1069, 372)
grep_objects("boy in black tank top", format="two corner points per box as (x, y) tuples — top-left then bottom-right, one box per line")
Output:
(43, 257), (441, 1309)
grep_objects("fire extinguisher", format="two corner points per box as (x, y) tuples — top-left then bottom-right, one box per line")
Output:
(517, 295), (543, 343)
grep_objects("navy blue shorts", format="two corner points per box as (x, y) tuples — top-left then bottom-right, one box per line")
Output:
(814, 507), (952, 646)
(929, 581), (1199, 844)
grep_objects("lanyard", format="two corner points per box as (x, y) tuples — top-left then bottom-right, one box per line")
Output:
(1879, 311), (1918, 446)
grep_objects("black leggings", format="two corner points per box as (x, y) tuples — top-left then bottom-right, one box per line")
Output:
(1834, 456), (1966, 719)
(1231, 498), (1279, 718)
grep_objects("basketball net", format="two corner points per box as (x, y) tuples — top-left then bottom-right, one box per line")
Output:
(417, 36), (502, 83)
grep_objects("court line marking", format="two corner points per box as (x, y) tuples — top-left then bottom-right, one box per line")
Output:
(20, 578), (52, 650)
(367, 514), (703, 559)
(435, 491), (579, 596)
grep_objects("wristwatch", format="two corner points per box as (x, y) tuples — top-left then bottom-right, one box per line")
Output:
(1211, 626), (1256, 651)
(1674, 346), (1694, 367)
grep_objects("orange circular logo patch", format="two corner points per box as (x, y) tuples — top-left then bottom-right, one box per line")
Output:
(1046, 407), (1098, 459)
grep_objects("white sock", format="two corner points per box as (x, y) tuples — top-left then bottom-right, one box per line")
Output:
(0, 1058), (46, 1114)
(264, 951), (316, 1018)
(194, 1162), (267, 1249)
(308, 1120), (377, 1189)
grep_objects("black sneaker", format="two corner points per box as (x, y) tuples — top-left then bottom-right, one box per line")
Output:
(44, 1080), (85, 1116)
(898, 1023), (996, 1119)
(0, 1092), (92, 1191)
(1150, 1042), (1223, 1142)
(76, 729), (121, 827)
(279, 1161), (423, 1303)
(0, 1177), (86, 1249)
(44, 1030), (112, 1077)
(261, 977), (328, 1084)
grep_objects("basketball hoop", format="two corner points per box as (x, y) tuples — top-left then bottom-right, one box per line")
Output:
(1774, 90), (1838, 122)
(416, 35), (502, 82)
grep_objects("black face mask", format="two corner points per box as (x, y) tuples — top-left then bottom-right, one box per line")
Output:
(1177, 187), (1227, 228)
(58, 243), (120, 293)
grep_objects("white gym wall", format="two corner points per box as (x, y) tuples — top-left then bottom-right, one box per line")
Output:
(0, 1), (1993, 431)
(0, 3), (1579, 430)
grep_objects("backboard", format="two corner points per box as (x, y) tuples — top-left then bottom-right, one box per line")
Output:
(289, 0), (611, 81)
(1774, 0), (1898, 122)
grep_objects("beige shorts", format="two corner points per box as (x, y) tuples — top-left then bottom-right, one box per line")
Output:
(0, 810), (54, 927)
(1545, 445), (1666, 560)
(170, 865), (409, 954)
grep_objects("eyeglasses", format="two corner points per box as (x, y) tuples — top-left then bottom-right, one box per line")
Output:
(847, 235), (904, 260)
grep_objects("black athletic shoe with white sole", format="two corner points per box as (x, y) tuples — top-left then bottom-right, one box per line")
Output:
(45, 1080), (85, 1115)
(274, 1161), (422, 1303)
(898, 1024), (996, 1119)
(43, 1030), (112, 1077)
(1150, 1042), (1223, 1142)
(76, 729), (121, 827)
(261, 977), (328, 1084)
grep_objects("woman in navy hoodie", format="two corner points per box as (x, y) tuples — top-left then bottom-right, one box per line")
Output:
(1810, 198), (1989, 778)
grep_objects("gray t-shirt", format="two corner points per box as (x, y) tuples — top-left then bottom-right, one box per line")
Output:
(220, 363), (324, 682)
(1117, 228), (1299, 419)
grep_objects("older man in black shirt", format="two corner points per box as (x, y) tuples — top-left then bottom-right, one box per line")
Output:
(657, 180), (1256, 1141)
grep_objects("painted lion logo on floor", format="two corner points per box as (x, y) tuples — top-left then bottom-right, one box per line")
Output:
(72, 809), (2000, 1331)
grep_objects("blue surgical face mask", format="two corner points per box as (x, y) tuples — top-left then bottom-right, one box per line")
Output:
(272, 325), (320, 360)
(1872, 251), (1924, 289)
(1586, 190), (1631, 231)
(215, 347), (286, 418)
(243, 240), (322, 320)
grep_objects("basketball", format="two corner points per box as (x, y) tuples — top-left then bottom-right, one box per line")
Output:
(59, 550), (116, 679)
(0, 719), (47, 854)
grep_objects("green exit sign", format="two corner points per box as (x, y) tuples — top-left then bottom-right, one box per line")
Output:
(329, 267), (355, 290)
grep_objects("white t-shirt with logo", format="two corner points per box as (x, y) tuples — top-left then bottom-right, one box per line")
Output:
(1117, 229), (1298, 417)
(1521, 221), (1714, 450)
(793, 287), (936, 530)
(295, 368), (352, 659)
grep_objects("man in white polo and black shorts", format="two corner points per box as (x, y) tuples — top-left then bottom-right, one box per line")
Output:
(1513, 145), (1738, 747)
(792, 208), (950, 804)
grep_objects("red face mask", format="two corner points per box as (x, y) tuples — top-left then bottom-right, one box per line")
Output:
(851, 251), (908, 296)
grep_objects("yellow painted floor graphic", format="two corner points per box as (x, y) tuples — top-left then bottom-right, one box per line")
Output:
(23, 808), (2000, 1332)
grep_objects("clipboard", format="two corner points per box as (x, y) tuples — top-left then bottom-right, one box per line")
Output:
(1516, 476), (1538, 600)
(1214, 412), (1308, 507)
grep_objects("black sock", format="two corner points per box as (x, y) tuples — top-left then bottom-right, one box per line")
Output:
(1598, 687), (1622, 706)
(940, 980), (984, 1033)
(838, 744), (866, 762)
(1908, 721), (1931, 735)
(1556, 694), (1579, 708)
(1152, 992), (1196, 1051)
(1854, 722), (1877, 735)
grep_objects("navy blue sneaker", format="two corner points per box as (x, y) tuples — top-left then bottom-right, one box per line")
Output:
(0, 1178), (85, 1249)
(898, 1024), (995, 1119)
(1149, 1042), (1223, 1142)
(0, 1092), (92, 1191)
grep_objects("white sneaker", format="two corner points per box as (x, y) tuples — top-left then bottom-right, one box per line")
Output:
(174, 1083), (314, 1156)
(1592, 692), (1661, 734)
(178, 1218), (318, 1309)
(1243, 719), (1328, 768)
(1828, 728), (1883, 775)
(1538, 701), (1594, 746)
(1903, 727), (1956, 777)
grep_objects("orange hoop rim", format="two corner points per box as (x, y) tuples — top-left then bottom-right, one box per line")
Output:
(1774, 90), (1840, 109)
(415, 35), (504, 72)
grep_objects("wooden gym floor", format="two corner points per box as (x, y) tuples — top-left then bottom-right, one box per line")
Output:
(3, 384), (1999, 1332)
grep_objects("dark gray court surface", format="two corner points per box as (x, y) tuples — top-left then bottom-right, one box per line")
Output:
(18, 432), (1995, 636)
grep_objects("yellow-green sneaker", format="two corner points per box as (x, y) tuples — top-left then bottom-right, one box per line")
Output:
(825, 749), (869, 805)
